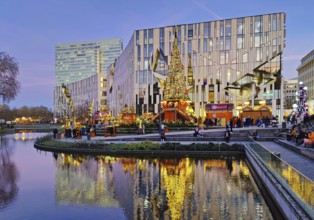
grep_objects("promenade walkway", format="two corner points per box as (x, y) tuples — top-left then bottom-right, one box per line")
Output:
(256, 141), (314, 181)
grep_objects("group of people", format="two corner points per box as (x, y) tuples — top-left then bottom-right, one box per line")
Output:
(193, 126), (205, 137)
(287, 125), (313, 146)
(53, 125), (93, 139)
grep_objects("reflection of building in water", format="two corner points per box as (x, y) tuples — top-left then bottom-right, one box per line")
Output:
(55, 154), (119, 207)
(54, 154), (273, 219)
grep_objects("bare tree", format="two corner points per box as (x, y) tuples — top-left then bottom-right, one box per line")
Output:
(0, 52), (20, 104)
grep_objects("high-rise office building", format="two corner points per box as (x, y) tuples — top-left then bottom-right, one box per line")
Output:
(108, 13), (286, 119)
(54, 39), (123, 119)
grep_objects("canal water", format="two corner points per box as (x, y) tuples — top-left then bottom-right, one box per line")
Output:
(0, 133), (273, 220)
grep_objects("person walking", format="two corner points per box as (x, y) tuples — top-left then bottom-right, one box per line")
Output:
(225, 126), (231, 143)
(229, 118), (233, 132)
(53, 128), (58, 139)
(142, 124), (145, 134)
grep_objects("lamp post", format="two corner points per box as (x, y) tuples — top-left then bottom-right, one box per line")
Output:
(159, 94), (162, 134)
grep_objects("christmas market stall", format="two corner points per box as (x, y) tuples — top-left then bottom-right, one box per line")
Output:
(205, 104), (234, 126)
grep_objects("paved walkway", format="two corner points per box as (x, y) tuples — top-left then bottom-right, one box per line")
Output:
(257, 141), (314, 181)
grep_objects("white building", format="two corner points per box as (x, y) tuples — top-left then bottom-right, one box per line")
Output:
(297, 49), (314, 114)
(109, 13), (286, 119)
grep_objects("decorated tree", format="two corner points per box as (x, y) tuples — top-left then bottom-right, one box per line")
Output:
(163, 28), (189, 101)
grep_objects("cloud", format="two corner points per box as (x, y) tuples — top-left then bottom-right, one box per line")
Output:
(193, 0), (222, 20)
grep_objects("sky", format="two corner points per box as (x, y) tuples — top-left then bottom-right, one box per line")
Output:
(1, 0), (313, 110)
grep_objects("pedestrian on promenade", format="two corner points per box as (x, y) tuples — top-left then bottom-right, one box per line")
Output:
(229, 118), (233, 132)
(160, 132), (166, 142)
(53, 128), (58, 139)
(225, 126), (231, 143)
(142, 124), (145, 134)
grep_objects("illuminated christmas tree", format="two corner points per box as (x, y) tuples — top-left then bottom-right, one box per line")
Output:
(163, 27), (189, 101)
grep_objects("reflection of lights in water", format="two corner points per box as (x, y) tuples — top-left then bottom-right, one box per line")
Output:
(14, 132), (34, 141)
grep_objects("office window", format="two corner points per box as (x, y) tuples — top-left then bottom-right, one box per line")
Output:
(188, 40), (192, 54)
(159, 28), (164, 43)
(144, 45), (147, 57)
(256, 48), (263, 61)
(254, 16), (262, 33)
(243, 53), (248, 63)
(220, 22), (224, 37)
(225, 20), (231, 36)
(272, 14), (277, 31)
(137, 45), (141, 59)
(220, 52), (225, 64)
(148, 44), (153, 57)
(237, 18), (244, 35)
(209, 39), (213, 51)
(136, 30), (139, 45)
(188, 24), (193, 37)
(226, 37), (231, 50)
(278, 14), (282, 31)
(139, 71), (147, 84)
(237, 36), (244, 49)
(148, 29), (153, 44)
(144, 30), (147, 44)
(203, 38), (207, 53)
(204, 22), (210, 38)
(255, 33), (261, 47)
(220, 38), (224, 50)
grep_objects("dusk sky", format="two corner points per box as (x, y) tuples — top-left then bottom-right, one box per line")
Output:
(1, 0), (313, 109)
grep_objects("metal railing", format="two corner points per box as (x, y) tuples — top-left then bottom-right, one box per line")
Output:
(247, 140), (314, 218)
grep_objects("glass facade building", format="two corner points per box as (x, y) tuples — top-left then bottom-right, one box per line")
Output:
(54, 39), (123, 119)
(109, 13), (286, 118)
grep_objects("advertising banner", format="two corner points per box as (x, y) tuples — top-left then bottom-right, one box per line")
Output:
(205, 103), (234, 111)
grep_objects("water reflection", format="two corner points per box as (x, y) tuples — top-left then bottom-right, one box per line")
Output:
(0, 136), (19, 210)
(54, 154), (273, 219)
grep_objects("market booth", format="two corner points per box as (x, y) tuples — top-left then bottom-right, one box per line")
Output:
(240, 105), (272, 123)
(205, 104), (234, 126)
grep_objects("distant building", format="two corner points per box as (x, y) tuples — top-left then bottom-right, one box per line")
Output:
(283, 78), (298, 110)
(297, 49), (314, 114)
(109, 13), (286, 119)
(54, 39), (123, 119)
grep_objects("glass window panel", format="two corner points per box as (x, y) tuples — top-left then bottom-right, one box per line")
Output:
(148, 45), (153, 57)
(220, 38), (224, 50)
(254, 16), (262, 33)
(209, 39), (213, 51)
(137, 45), (141, 59)
(272, 14), (277, 31)
(203, 38), (207, 53)
(159, 28), (164, 43)
(144, 58), (149, 70)
(188, 40), (192, 53)
(144, 45), (147, 57)
(237, 18), (244, 35)
(225, 20), (231, 36)
(220, 52), (225, 64)
(255, 33), (261, 47)
(243, 53), (248, 63)
(226, 37), (231, 50)
(237, 36), (243, 49)
(220, 22), (224, 37)
(188, 24), (193, 37)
